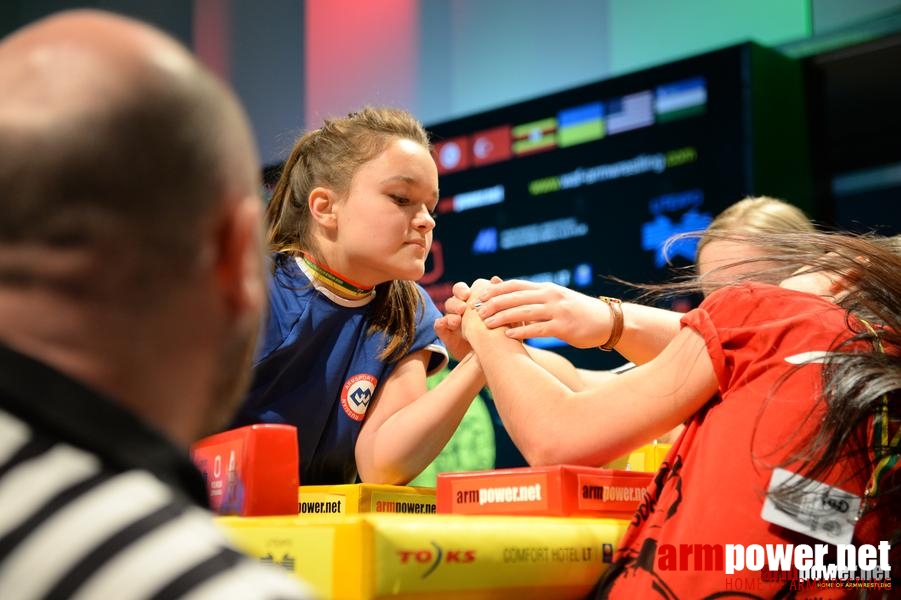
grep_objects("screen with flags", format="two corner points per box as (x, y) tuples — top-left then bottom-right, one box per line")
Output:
(422, 42), (812, 370)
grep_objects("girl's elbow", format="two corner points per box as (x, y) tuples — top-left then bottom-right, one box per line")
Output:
(356, 461), (411, 486)
(520, 437), (607, 468)
(520, 440), (569, 467)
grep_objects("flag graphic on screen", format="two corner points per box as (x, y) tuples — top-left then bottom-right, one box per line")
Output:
(655, 77), (707, 122)
(606, 91), (654, 135)
(470, 125), (512, 166)
(512, 117), (558, 155)
(641, 208), (712, 267)
(557, 102), (605, 147)
(433, 135), (471, 174)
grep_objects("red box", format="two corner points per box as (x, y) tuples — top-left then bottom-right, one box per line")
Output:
(191, 424), (298, 516)
(436, 465), (652, 518)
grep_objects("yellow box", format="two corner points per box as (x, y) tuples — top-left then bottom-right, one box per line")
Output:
(604, 442), (671, 472)
(218, 513), (629, 599)
(298, 483), (436, 516)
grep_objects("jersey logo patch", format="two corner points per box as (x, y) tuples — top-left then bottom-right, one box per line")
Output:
(340, 374), (378, 421)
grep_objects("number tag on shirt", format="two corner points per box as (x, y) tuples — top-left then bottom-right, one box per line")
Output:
(760, 467), (861, 546)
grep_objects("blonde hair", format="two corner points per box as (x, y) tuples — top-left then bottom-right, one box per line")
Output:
(265, 107), (432, 361)
(697, 196), (814, 255)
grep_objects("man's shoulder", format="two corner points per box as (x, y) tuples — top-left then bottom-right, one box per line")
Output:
(0, 408), (315, 599)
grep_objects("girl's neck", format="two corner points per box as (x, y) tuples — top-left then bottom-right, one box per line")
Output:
(300, 253), (375, 302)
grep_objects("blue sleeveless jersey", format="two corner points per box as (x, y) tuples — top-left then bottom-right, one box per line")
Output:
(230, 253), (448, 484)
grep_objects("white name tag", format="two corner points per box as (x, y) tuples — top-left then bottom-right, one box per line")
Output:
(761, 467), (861, 546)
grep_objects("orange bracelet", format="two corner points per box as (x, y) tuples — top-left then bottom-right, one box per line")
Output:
(598, 296), (623, 351)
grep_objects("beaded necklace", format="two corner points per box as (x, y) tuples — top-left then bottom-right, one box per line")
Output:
(300, 253), (375, 302)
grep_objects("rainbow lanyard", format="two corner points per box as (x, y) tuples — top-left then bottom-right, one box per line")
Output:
(859, 318), (900, 502)
(300, 254), (375, 302)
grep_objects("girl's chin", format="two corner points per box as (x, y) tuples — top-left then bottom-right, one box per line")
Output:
(370, 267), (426, 284)
(398, 264), (427, 282)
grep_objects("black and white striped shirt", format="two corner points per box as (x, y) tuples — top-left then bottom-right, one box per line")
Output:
(0, 345), (316, 600)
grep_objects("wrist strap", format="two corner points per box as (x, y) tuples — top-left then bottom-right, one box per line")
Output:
(598, 296), (624, 351)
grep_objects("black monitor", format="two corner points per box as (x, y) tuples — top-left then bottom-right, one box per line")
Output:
(803, 33), (901, 236)
(423, 41), (812, 370)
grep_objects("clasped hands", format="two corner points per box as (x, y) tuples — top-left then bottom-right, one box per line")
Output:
(434, 277), (613, 360)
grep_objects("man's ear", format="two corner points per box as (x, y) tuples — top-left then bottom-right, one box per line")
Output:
(215, 196), (266, 316)
(308, 186), (338, 229)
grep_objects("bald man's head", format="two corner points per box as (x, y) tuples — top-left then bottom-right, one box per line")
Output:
(0, 10), (194, 120)
(0, 10), (260, 295)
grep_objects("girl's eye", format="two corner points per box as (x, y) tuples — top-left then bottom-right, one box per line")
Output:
(391, 194), (437, 220)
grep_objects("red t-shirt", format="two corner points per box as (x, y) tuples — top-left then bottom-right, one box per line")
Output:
(597, 283), (885, 599)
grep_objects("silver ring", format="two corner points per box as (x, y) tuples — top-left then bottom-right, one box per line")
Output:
(472, 301), (483, 310)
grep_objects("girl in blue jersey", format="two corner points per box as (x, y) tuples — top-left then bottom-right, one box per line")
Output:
(229, 107), (488, 485)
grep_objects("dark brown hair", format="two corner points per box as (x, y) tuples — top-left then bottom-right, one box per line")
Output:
(265, 107), (433, 361)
